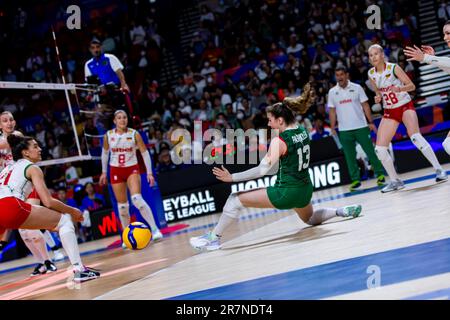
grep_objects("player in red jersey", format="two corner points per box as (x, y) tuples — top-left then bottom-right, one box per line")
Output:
(368, 45), (447, 193)
(99, 110), (163, 244)
(0, 111), (62, 276)
(0, 134), (99, 282)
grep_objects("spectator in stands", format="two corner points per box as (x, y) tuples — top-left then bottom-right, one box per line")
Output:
(47, 137), (62, 159)
(81, 182), (106, 212)
(65, 162), (79, 186)
(200, 60), (216, 77)
(156, 148), (178, 173)
(310, 118), (331, 141)
(57, 186), (78, 208)
(3, 68), (17, 82)
(389, 41), (402, 63)
(34, 122), (47, 148)
(286, 35), (304, 55)
(26, 51), (43, 71)
(393, 11), (406, 27)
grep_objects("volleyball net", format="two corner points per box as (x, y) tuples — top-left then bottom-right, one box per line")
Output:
(0, 80), (110, 167)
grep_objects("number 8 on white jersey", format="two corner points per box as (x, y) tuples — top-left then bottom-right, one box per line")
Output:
(107, 128), (138, 168)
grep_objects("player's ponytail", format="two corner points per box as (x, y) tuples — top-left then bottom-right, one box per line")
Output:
(283, 82), (316, 115)
(266, 83), (316, 125)
(7, 134), (34, 161)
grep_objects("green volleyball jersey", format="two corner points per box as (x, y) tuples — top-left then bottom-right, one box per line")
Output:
(274, 126), (311, 187)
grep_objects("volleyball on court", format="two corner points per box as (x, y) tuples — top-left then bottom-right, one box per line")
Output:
(122, 222), (152, 250)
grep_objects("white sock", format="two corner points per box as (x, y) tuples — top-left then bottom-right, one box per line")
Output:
(117, 202), (130, 230)
(382, 157), (399, 180)
(421, 146), (442, 170)
(42, 230), (56, 248)
(34, 233), (51, 262)
(212, 194), (244, 237)
(411, 133), (442, 170)
(19, 229), (45, 264)
(131, 194), (158, 230)
(306, 208), (337, 226)
(139, 204), (157, 230)
(376, 146), (399, 181)
(57, 214), (83, 272)
(213, 214), (237, 237)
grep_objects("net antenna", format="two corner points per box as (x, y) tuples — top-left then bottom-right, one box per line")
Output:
(51, 25), (82, 157)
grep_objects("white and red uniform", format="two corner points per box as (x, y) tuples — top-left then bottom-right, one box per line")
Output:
(0, 132), (39, 200)
(368, 62), (415, 123)
(0, 159), (34, 233)
(107, 128), (140, 184)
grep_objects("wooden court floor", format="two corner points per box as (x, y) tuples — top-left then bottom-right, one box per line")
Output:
(1, 164), (450, 300)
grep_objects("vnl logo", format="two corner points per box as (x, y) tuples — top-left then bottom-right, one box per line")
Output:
(66, 5), (81, 30)
(366, 5), (381, 30)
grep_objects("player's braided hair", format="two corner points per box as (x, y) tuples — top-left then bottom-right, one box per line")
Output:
(266, 82), (316, 125)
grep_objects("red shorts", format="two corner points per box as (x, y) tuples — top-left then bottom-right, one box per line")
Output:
(110, 165), (140, 184)
(28, 188), (40, 200)
(383, 101), (415, 123)
(0, 197), (32, 234)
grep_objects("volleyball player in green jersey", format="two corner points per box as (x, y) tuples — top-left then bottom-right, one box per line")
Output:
(190, 84), (362, 251)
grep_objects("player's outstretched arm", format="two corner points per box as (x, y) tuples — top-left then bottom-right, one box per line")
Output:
(405, 45), (450, 72)
(213, 137), (287, 183)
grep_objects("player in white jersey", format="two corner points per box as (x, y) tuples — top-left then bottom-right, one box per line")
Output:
(404, 20), (450, 158)
(0, 111), (64, 275)
(99, 110), (163, 244)
(0, 134), (99, 282)
(367, 44), (447, 193)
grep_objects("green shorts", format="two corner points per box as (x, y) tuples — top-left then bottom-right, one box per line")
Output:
(267, 183), (313, 210)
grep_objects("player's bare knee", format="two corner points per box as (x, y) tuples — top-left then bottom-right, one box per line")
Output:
(223, 193), (244, 219)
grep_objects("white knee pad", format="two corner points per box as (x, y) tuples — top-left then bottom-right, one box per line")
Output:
(222, 193), (244, 219)
(375, 145), (390, 162)
(410, 133), (430, 151)
(131, 194), (147, 210)
(19, 229), (42, 242)
(443, 136), (450, 155)
(56, 214), (74, 236)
